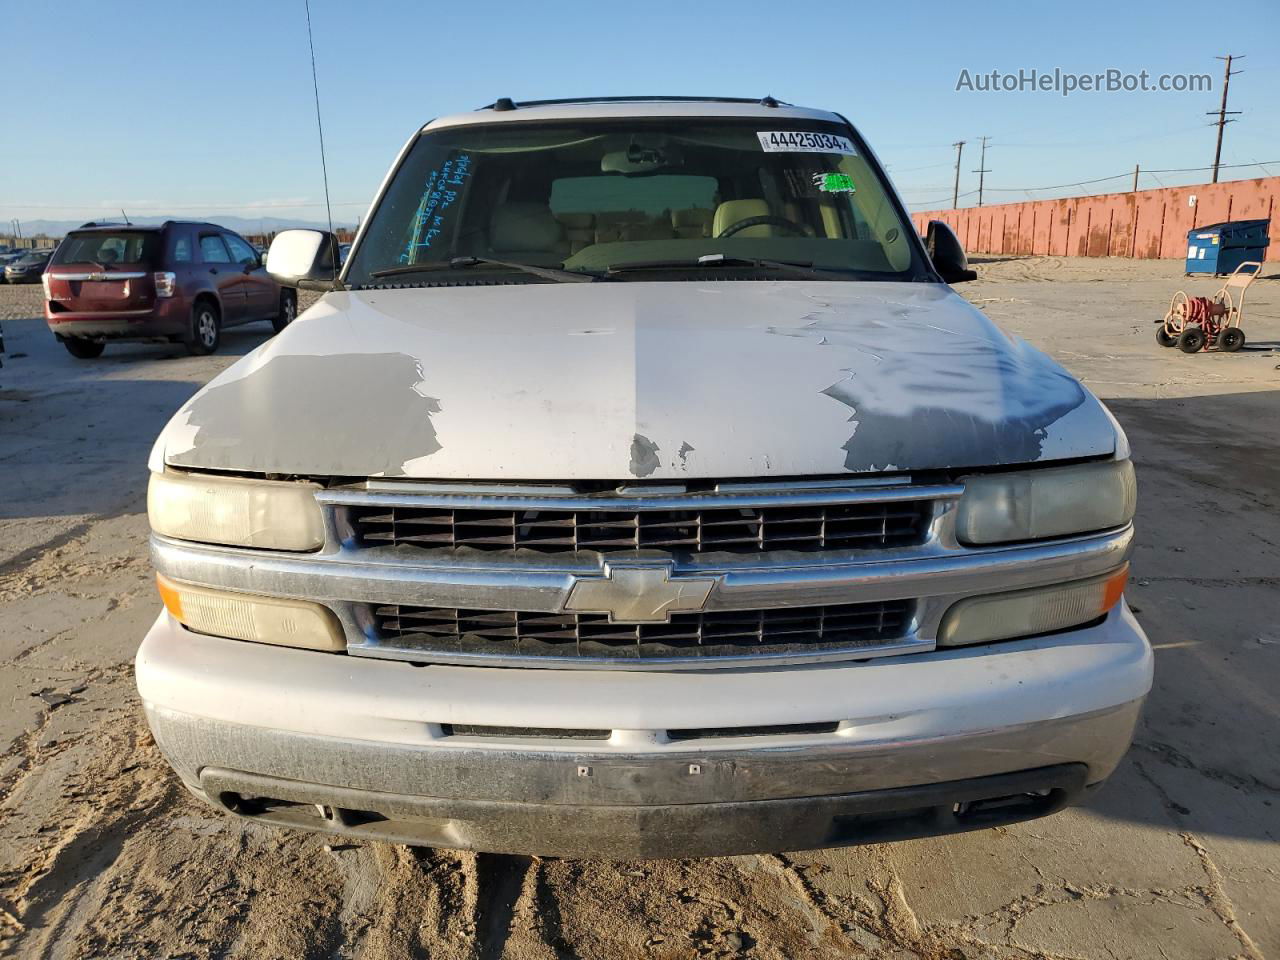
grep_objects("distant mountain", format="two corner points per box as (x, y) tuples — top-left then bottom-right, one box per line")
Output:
(11, 214), (358, 239)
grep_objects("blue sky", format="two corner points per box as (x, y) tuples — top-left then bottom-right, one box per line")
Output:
(4, 0), (1278, 228)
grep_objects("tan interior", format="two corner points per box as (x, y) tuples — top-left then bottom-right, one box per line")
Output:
(490, 203), (567, 258)
(672, 208), (713, 239)
(711, 199), (774, 238)
(555, 213), (596, 254)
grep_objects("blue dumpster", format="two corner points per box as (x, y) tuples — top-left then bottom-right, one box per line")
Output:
(1185, 218), (1270, 275)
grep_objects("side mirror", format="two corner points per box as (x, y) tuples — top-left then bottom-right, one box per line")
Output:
(265, 229), (341, 290)
(925, 220), (977, 284)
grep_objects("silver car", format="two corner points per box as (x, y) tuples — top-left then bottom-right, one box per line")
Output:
(4, 249), (52, 284)
(137, 96), (1151, 859)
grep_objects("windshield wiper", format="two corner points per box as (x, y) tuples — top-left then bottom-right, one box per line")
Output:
(370, 256), (595, 284)
(605, 254), (843, 281)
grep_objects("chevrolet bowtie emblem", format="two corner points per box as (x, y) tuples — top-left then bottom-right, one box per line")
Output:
(564, 562), (718, 623)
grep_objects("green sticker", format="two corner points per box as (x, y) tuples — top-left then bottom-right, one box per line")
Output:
(813, 172), (856, 194)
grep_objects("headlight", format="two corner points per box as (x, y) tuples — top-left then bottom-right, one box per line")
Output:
(157, 574), (344, 651)
(938, 565), (1129, 647)
(956, 460), (1136, 545)
(148, 470), (324, 551)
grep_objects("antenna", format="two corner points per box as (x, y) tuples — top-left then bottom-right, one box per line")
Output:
(303, 0), (339, 279)
(121, 208), (131, 225)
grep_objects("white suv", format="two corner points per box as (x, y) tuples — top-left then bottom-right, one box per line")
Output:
(137, 96), (1151, 858)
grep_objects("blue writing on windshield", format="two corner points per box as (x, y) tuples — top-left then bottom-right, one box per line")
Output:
(401, 152), (472, 263)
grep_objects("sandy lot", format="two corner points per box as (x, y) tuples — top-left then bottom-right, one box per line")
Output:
(1, 259), (1278, 960)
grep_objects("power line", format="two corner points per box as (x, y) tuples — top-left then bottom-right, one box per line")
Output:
(951, 141), (966, 208)
(986, 160), (1277, 193)
(986, 172), (1132, 193)
(905, 159), (1278, 208)
(907, 190), (979, 209)
(1137, 159), (1274, 174)
(884, 160), (953, 173)
(973, 136), (991, 207)
(12, 154), (1279, 219)
(1208, 53), (1244, 183)
(1, 200), (369, 211)
(988, 122), (1210, 149)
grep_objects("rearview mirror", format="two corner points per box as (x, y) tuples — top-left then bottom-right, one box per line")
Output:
(600, 142), (682, 175)
(265, 229), (341, 290)
(925, 220), (978, 284)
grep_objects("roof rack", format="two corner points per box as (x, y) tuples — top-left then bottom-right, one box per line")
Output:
(476, 95), (790, 111)
(76, 219), (222, 230)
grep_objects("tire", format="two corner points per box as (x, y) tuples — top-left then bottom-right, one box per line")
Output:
(185, 300), (221, 356)
(1176, 325), (1206, 354)
(1155, 326), (1176, 348)
(1216, 327), (1246, 352)
(62, 338), (105, 359)
(270, 290), (297, 334)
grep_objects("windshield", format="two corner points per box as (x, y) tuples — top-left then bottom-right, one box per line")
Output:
(53, 230), (160, 266)
(346, 117), (929, 286)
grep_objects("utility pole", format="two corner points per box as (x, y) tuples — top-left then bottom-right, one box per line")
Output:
(973, 136), (991, 207)
(1208, 54), (1243, 183)
(1132, 164), (1140, 192)
(951, 140), (965, 208)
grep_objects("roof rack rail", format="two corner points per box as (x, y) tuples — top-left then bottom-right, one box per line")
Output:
(476, 95), (792, 111)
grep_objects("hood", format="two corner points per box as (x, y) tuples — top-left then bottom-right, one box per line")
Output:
(155, 281), (1117, 481)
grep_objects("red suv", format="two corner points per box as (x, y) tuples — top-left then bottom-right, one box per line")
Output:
(44, 221), (297, 359)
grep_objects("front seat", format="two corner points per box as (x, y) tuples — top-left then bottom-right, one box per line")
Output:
(672, 208), (713, 239)
(711, 199), (775, 239)
(489, 202), (568, 263)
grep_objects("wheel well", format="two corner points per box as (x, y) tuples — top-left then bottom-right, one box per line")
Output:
(193, 294), (220, 317)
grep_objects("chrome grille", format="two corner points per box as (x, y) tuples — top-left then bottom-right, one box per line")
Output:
(435, 722), (839, 741)
(348, 500), (930, 554)
(667, 722), (839, 741)
(369, 599), (913, 661)
(441, 724), (611, 740)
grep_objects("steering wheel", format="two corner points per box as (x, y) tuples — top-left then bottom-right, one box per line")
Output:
(715, 215), (811, 239)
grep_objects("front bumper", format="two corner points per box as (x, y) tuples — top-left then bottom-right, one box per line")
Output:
(138, 604), (1152, 858)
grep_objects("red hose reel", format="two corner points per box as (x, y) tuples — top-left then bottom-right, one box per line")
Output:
(1156, 261), (1261, 354)
(1181, 296), (1227, 335)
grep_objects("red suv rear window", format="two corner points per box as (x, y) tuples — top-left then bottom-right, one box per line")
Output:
(53, 231), (161, 266)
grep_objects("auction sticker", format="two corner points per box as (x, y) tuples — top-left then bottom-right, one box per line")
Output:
(757, 131), (856, 155)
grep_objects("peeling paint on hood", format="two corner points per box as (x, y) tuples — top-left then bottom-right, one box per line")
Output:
(629, 435), (662, 478)
(767, 291), (1098, 472)
(156, 281), (1117, 480)
(172, 353), (443, 476)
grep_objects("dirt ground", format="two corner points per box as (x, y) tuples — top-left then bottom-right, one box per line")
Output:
(1, 258), (1278, 960)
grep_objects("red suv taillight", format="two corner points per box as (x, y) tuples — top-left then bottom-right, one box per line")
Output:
(41, 272), (52, 299)
(154, 271), (176, 298)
